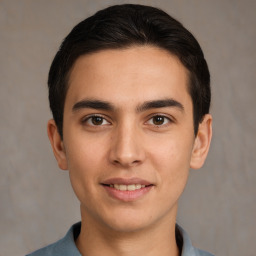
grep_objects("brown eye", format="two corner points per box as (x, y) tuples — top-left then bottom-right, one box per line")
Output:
(83, 115), (110, 126)
(146, 115), (171, 127)
(152, 116), (165, 125)
(91, 116), (104, 125)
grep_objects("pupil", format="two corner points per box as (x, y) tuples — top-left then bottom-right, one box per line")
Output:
(153, 116), (164, 125)
(92, 116), (103, 125)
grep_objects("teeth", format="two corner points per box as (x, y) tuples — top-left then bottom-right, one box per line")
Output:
(111, 184), (146, 191)
(119, 185), (127, 191)
(128, 184), (136, 191)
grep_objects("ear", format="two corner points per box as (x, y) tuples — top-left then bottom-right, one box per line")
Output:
(47, 119), (68, 170)
(190, 114), (212, 169)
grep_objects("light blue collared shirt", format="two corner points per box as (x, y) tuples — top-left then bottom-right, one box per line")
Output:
(26, 222), (214, 256)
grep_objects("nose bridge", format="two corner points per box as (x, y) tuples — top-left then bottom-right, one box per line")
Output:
(109, 117), (144, 167)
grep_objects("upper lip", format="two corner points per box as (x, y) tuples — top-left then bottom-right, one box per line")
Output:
(101, 177), (153, 186)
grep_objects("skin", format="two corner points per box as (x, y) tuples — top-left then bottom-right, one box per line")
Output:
(48, 46), (212, 256)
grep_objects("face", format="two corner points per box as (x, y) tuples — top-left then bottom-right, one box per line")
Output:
(48, 46), (212, 233)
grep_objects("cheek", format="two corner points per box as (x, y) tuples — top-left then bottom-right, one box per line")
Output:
(149, 135), (193, 189)
(149, 134), (193, 169)
(63, 135), (107, 201)
(65, 131), (108, 169)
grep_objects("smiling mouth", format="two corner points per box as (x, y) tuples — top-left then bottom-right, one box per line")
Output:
(101, 180), (153, 201)
(102, 184), (152, 191)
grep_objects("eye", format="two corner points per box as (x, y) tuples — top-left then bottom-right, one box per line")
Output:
(147, 115), (172, 126)
(83, 115), (110, 126)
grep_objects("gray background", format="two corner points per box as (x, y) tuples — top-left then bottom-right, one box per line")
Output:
(1, 0), (255, 255)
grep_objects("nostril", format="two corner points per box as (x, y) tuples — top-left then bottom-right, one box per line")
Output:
(112, 158), (141, 167)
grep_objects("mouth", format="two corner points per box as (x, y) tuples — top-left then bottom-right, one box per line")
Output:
(101, 178), (154, 201)
(102, 183), (152, 191)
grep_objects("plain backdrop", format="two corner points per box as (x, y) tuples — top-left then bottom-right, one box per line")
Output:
(0, 0), (255, 255)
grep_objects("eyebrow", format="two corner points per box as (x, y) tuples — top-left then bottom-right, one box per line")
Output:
(72, 98), (184, 113)
(72, 99), (114, 112)
(136, 99), (184, 112)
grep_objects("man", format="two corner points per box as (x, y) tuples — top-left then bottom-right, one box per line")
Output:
(27, 4), (213, 256)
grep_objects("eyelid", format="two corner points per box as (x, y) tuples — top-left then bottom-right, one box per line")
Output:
(81, 114), (111, 126)
(145, 113), (175, 126)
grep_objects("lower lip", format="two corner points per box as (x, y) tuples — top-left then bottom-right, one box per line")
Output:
(102, 185), (153, 202)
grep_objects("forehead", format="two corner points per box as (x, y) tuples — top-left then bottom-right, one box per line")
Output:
(66, 46), (191, 110)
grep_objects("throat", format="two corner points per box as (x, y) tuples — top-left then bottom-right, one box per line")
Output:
(75, 220), (180, 256)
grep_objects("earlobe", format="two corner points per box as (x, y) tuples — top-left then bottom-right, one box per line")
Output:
(47, 119), (68, 170)
(190, 114), (212, 170)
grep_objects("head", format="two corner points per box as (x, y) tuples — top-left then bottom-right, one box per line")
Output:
(48, 4), (210, 139)
(47, 4), (212, 235)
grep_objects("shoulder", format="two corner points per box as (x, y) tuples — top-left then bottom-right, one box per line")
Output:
(193, 248), (214, 256)
(176, 224), (214, 256)
(26, 223), (81, 256)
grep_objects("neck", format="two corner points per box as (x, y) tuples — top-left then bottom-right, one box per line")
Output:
(76, 208), (180, 256)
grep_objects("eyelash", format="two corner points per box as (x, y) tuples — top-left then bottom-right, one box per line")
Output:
(81, 114), (111, 126)
(146, 114), (173, 127)
(81, 114), (174, 127)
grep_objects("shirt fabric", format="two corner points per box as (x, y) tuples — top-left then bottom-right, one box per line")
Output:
(26, 222), (214, 256)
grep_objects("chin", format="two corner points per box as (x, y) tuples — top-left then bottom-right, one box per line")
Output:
(107, 219), (150, 233)
(103, 209), (164, 233)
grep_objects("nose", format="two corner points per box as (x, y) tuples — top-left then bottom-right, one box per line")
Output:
(109, 121), (145, 168)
